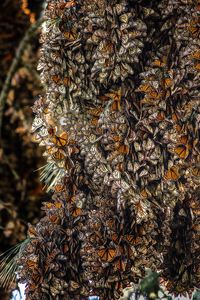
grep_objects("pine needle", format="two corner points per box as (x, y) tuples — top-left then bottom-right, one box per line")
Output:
(0, 238), (30, 290)
(37, 162), (65, 192)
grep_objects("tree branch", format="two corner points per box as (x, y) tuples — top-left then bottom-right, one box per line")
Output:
(0, 17), (44, 138)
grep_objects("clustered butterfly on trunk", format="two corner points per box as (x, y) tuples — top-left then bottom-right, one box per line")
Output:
(15, 0), (200, 299)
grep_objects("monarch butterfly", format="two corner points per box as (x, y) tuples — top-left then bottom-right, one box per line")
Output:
(121, 245), (134, 259)
(192, 51), (200, 60)
(138, 225), (146, 236)
(193, 206), (200, 216)
(105, 218), (115, 229)
(89, 232), (101, 244)
(88, 107), (103, 117)
(97, 247), (117, 262)
(47, 126), (56, 136)
(188, 19), (199, 37)
(172, 111), (180, 122)
(174, 144), (190, 159)
(108, 150), (122, 161)
(111, 233), (121, 244)
(118, 145), (129, 154)
(136, 84), (153, 93)
(43, 202), (54, 209)
(54, 105), (64, 118)
(26, 259), (37, 270)
(32, 271), (42, 284)
(69, 280), (80, 291)
(164, 166), (180, 181)
(148, 90), (163, 99)
(48, 214), (60, 224)
(152, 59), (166, 68)
(124, 235), (138, 246)
(175, 122), (187, 134)
(116, 162), (124, 172)
(140, 188), (149, 198)
(194, 63), (200, 70)
(51, 75), (61, 84)
(192, 224), (200, 232)
(63, 76), (71, 86)
(141, 94), (161, 105)
(190, 199), (199, 209)
(119, 12), (130, 23)
(178, 135), (189, 145)
(163, 77), (173, 88)
(62, 243), (69, 254)
(90, 221), (101, 232)
(99, 94), (110, 102)
(112, 135), (122, 142)
(52, 149), (65, 160)
(28, 283), (37, 291)
(31, 117), (43, 132)
(59, 0), (77, 9)
(46, 2), (57, 10)
(156, 111), (165, 121)
(111, 100), (121, 111)
(54, 202), (62, 209)
(44, 250), (58, 268)
(27, 225), (37, 238)
(135, 201), (147, 220)
(129, 31), (143, 38)
(113, 258), (126, 272)
(54, 184), (65, 193)
(105, 89), (122, 102)
(100, 41), (113, 54)
(51, 132), (68, 147)
(63, 30), (77, 41)
(69, 205), (82, 217)
(67, 195), (74, 204)
(191, 166), (200, 177)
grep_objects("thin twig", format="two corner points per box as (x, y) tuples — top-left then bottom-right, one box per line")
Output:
(4, 157), (20, 181)
(0, 17), (44, 138)
(23, 62), (43, 86)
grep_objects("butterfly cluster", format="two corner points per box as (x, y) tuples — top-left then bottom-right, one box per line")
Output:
(16, 0), (200, 299)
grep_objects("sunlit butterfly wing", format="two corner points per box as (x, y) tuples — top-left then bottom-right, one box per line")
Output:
(174, 144), (189, 159)
(164, 166), (180, 181)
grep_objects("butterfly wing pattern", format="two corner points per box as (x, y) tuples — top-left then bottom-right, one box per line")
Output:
(12, 0), (200, 299)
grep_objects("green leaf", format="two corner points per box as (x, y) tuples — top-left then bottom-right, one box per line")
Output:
(140, 271), (159, 296)
(192, 290), (200, 300)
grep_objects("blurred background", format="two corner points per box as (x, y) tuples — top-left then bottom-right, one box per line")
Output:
(0, 1), (46, 298)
